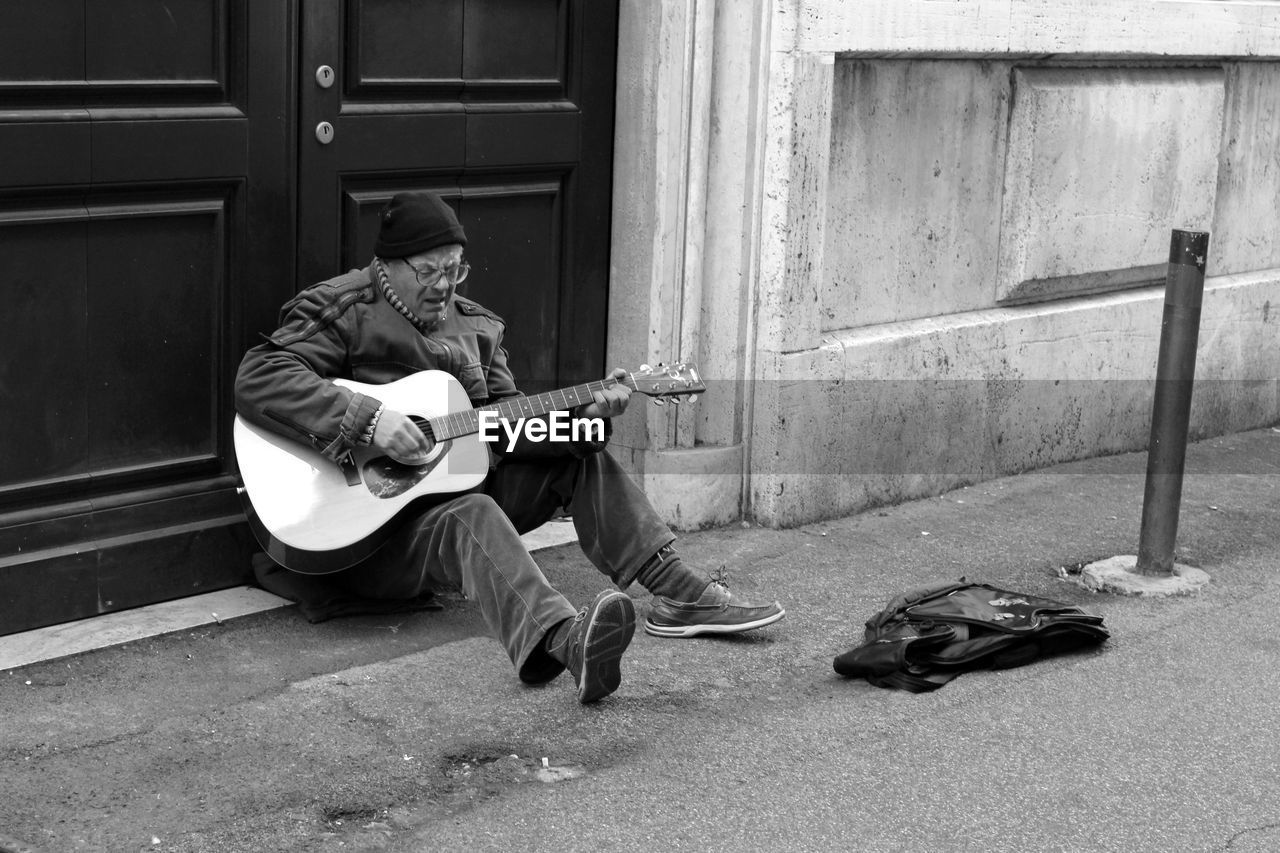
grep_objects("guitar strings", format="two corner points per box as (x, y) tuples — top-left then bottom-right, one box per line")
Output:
(429, 378), (622, 440)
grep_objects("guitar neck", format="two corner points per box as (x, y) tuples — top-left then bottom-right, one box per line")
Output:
(428, 377), (629, 441)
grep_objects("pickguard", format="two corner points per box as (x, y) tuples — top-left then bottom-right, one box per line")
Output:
(361, 440), (453, 498)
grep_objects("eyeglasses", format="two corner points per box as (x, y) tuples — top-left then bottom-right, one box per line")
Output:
(403, 257), (470, 288)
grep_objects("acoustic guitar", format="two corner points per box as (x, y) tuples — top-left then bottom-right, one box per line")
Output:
(233, 363), (704, 574)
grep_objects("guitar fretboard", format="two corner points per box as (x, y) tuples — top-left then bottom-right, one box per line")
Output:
(428, 377), (631, 441)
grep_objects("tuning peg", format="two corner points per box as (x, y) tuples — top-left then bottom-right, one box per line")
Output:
(639, 363), (651, 371)
(652, 398), (666, 406)
(670, 396), (681, 405)
(688, 394), (698, 403)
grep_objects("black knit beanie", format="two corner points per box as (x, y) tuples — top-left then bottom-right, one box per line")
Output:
(374, 191), (467, 258)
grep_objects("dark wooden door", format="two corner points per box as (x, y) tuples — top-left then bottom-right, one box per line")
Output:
(0, 2), (619, 636)
(296, 0), (617, 392)
(0, 1), (292, 634)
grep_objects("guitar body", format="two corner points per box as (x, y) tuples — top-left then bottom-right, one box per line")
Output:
(233, 370), (489, 574)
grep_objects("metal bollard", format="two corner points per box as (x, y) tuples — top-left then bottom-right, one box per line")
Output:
(1135, 229), (1210, 576)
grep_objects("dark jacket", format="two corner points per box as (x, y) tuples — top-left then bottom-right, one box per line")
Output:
(235, 265), (606, 463)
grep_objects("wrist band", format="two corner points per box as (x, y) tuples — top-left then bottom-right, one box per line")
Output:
(360, 404), (385, 446)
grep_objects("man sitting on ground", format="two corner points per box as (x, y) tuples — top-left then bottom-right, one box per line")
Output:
(235, 191), (785, 703)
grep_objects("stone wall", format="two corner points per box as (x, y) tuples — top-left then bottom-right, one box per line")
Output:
(610, 0), (1280, 529)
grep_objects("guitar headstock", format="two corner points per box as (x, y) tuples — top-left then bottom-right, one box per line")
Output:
(628, 362), (705, 405)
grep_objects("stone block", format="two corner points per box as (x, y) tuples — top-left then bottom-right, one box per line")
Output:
(1210, 62), (1280, 277)
(756, 50), (833, 354)
(997, 68), (1224, 305)
(641, 444), (743, 531)
(823, 60), (1009, 329)
(750, 272), (1280, 527)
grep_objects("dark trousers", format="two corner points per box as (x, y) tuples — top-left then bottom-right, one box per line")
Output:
(332, 449), (674, 680)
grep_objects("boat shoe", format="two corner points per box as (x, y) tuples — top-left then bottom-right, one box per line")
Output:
(643, 572), (784, 638)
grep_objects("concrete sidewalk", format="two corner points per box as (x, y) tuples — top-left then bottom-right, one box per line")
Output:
(3, 427), (1279, 853)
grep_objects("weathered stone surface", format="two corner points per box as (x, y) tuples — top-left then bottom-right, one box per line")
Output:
(796, 0), (1280, 58)
(823, 60), (1010, 329)
(997, 68), (1225, 304)
(641, 444), (744, 531)
(751, 271), (1280, 527)
(612, 1), (1280, 529)
(1210, 62), (1280, 277)
(756, 50), (833, 354)
(1075, 555), (1210, 597)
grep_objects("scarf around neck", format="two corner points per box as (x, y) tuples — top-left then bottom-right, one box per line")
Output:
(373, 258), (442, 333)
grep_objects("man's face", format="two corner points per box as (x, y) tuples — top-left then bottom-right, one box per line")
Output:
(390, 243), (465, 327)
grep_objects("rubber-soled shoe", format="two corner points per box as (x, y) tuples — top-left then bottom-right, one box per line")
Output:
(566, 590), (636, 703)
(644, 573), (785, 638)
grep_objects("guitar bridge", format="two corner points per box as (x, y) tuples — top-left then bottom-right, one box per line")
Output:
(338, 452), (362, 487)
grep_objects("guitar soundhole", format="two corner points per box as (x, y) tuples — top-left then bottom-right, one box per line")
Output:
(362, 440), (452, 498)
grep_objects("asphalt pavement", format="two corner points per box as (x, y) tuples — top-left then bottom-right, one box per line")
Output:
(3, 426), (1279, 853)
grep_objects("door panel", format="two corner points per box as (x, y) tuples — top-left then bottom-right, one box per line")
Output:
(298, 0), (616, 393)
(86, 200), (225, 472)
(354, 1), (465, 82)
(0, 213), (90, 487)
(457, 181), (563, 387)
(0, 124), (92, 187)
(0, 199), (225, 490)
(465, 113), (580, 167)
(0, 1), (291, 636)
(85, 0), (222, 81)
(0, 2), (85, 82)
(463, 0), (564, 83)
(92, 118), (248, 183)
(0, 0), (243, 501)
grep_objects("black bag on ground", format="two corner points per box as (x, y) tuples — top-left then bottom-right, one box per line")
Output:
(834, 580), (1109, 692)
